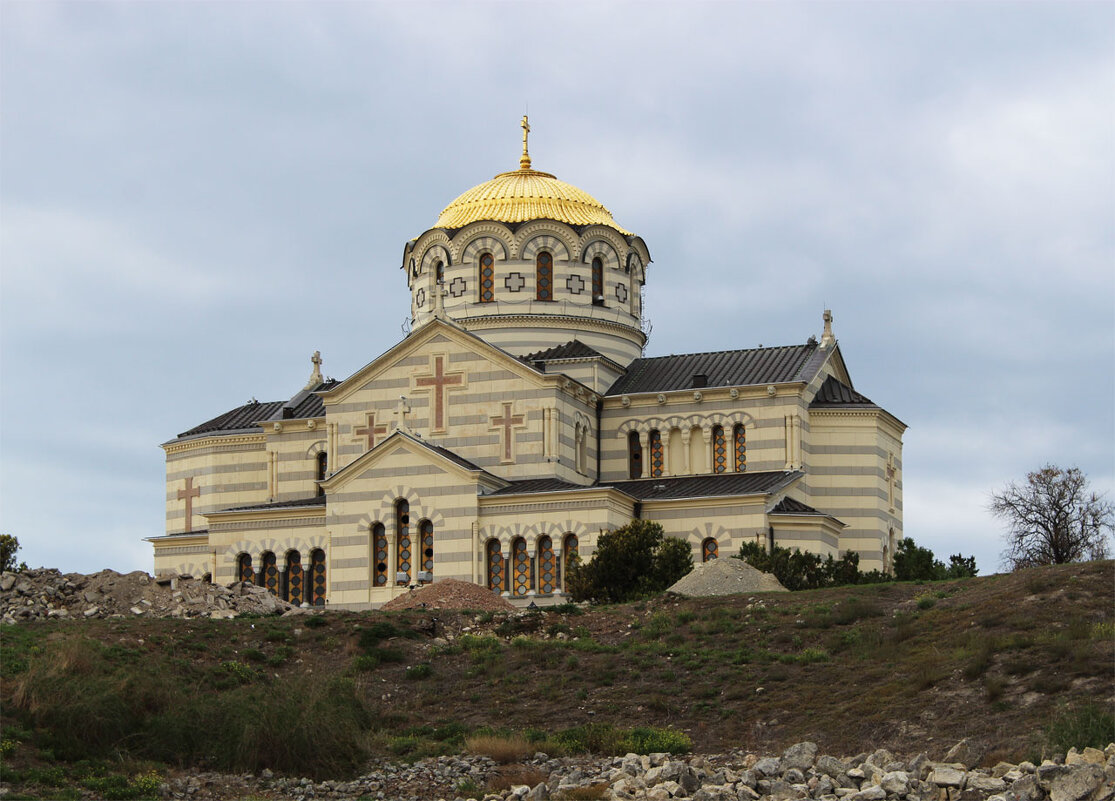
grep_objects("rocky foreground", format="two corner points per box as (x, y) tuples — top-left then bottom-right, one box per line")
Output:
(0, 568), (295, 622)
(141, 741), (1115, 801)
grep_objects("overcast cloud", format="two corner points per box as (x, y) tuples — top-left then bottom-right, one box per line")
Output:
(2, 1), (1112, 575)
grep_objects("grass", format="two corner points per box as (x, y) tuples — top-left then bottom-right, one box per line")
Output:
(1046, 703), (1115, 753)
(464, 734), (535, 763)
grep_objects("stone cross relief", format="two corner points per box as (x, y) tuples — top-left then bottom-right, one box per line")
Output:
(413, 355), (465, 432)
(354, 413), (388, 451)
(886, 454), (897, 511)
(177, 477), (200, 533)
(490, 402), (526, 463)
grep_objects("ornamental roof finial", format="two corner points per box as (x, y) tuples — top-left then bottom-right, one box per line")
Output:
(520, 115), (531, 170)
(305, 350), (324, 389)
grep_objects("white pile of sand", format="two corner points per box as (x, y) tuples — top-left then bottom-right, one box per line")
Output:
(667, 557), (788, 597)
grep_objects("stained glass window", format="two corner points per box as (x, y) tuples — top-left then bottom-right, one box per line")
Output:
(649, 430), (664, 478)
(310, 549), (326, 607)
(286, 551), (304, 606)
(396, 499), (411, 585)
(712, 425), (727, 474)
(372, 522), (388, 586)
(591, 257), (604, 305)
(316, 451), (328, 496)
(536, 252), (553, 301)
(537, 536), (556, 594)
(734, 424), (746, 472)
(419, 520), (434, 583)
(702, 538), (719, 562)
(512, 538), (530, 596)
(486, 539), (504, 593)
(261, 551), (278, 596)
(479, 253), (495, 303)
(237, 553), (254, 584)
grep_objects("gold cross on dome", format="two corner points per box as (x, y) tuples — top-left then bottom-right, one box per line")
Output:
(520, 115), (531, 170)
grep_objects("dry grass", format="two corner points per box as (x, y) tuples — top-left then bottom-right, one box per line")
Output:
(484, 765), (548, 792)
(555, 784), (611, 800)
(464, 734), (535, 763)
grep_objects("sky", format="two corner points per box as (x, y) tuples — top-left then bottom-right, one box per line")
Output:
(1, 1), (1112, 577)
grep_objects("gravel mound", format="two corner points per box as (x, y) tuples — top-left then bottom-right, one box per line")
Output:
(380, 578), (516, 611)
(668, 556), (788, 596)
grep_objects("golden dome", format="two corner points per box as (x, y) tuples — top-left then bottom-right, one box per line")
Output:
(433, 167), (631, 235)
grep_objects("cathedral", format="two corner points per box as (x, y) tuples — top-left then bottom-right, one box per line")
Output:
(149, 120), (906, 607)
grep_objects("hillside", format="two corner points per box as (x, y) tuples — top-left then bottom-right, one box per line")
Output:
(1, 561), (1112, 796)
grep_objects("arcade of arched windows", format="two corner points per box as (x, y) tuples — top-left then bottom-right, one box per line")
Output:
(363, 500), (438, 590)
(483, 532), (580, 597)
(619, 416), (750, 479)
(240, 547), (328, 608)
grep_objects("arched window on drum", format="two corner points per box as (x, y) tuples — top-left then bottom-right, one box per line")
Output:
(591, 257), (604, 306)
(285, 550), (304, 606)
(702, 538), (719, 562)
(418, 520), (434, 584)
(237, 553), (254, 584)
(536, 252), (553, 301)
(259, 551), (278, 596)
(649, 430), (664, 478)
(733, 423), (747, 472)
(372, 522), (388, 586)
(478, 253), (495, 303)
(562, 533), (579, 591)
(396, 499), (411, 585)
(309, 548), (326, 607)
(511, 537), (531, 596)
(486, 539), (505, 593)
(537, 536), (556, 594)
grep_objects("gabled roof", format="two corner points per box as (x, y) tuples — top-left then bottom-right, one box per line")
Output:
(175, 380), (339, 440)
(488, 478), (596, 496)
(809, 375), (877, 408)
(770, 497), (827, 515)
(607, 343), (823, 395)
(522, 340), (605, 362)
(610, 471), (802, 501)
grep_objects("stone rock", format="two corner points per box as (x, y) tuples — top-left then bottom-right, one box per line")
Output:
(784, 743), (819, 772)
(769, 780), (805, 801)
(818, 756), (852, 778)
(754, 758), (783, 778)
(945, 740), (984, 769)
(851, 785), (886, 801)
(1010, 774), (1044, 801)
(867, 750), (898, 770)
(678, 766), (700, 795)
(1049, 764), (1106, 801)
(0, 573), (15, 592)
(967, 775), (1008, 794)
(880, 771), (910, 795)
(929, 766), (967, 789)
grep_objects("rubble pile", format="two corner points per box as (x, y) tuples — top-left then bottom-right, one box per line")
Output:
(141, 740), (1115, 800)
(668, 557), (788, 597)
(0, 568), (294, 623)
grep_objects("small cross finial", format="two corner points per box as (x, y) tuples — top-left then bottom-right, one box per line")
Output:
(395, 395), (412, 433)
(520, 115), (531, 170)
(305, 350), (324, 389)
(820, 309), (835, 349)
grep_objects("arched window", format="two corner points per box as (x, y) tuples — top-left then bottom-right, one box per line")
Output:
(479, 253), (495, 303)
(486, 539), (504, 593)
(418, 519), (434, 583)
(536, 252), (553, 301)
(702, 538), (719, 562)
(591, 257), (604, 306)
(562, 534), (579, 591)
(649, 430), (664, 478)
(712, 425), (727, 474)
(237, 553), (254, 584)
(286, 550), (304, 606)
(628, 431), (643, 479)
(512, 537), (531, 596)
(537, 536), (556, 594)
(309, 549), (326, 606)
(372, 522), (388, 586)
(435, 260), (445, 285)
(733, 424), (746, 472)
(316, 451), (328, 496)
(396, 499), (411, 585)
(260, 551), (278, 596)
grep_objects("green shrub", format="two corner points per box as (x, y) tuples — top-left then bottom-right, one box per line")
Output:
(566, 520), (693, 603)
(736, 543), (876, 590)
(1046, 703), (1115, 752)
(304, 615), (328, 628)
(405, 663), (433, 680)
(552, 723), (690, 755)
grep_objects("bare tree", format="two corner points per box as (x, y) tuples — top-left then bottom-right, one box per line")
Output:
(990, 465), (1114, 570)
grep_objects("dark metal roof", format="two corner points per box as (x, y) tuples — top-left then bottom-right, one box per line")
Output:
(397, 433), (488, 473)
(522, 340), (605, 362)
(607, 343), (821, 395)
(220, 496), (327, 513)
(770, 497), (826, 515)
(489, 478), (595, 496)
(810, 375), (877, 408)
(178, 400), (285, 438)
(611, 471), (801, 500)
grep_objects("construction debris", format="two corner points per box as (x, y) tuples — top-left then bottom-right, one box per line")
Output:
(667, 556), (788, 596)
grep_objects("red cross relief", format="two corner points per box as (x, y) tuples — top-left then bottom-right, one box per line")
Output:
(177, 477), (200, 533)
(491, 402), (525, 462)
(414, 355), (464, 431)
(354, 413), (388, 450)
